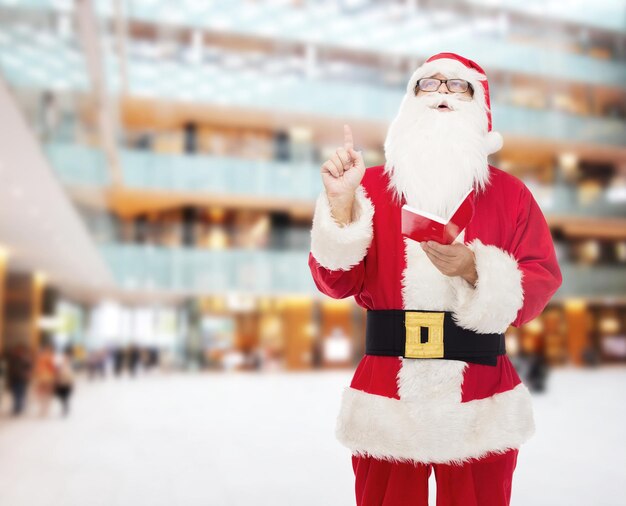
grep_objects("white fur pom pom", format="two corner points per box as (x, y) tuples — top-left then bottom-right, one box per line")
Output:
(485, 130), (503, 155)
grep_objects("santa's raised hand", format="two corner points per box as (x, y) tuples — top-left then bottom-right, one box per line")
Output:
(321, 124), (366, 199)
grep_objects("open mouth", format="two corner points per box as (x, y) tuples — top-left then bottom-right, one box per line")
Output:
(435, 103), (453, 111)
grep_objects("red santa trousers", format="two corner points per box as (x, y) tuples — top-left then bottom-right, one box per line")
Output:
(352, 447), (518, 506)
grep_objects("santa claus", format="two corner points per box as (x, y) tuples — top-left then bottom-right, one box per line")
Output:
(308, 52), (563, 506)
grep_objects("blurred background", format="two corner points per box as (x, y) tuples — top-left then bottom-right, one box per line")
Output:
(0, 1), (624, 505)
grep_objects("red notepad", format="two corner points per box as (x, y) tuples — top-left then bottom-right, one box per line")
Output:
(401, 187), (475, 245)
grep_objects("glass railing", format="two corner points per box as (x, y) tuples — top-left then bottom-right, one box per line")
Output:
(1, 11), (625, 97)
(101, 244), (316, 294)
(93, 1), (626, 87)
(127, 68), (626, 145)
(46, 143), (322, 198)
(18, 66), (620, 146)
(528, 182), (626, 219)
(2, 21), (624, 145)
(0, 22), (89, 92)
(45, 143), (110, 186)
(465, 0), (626, 33)
(556, 263), (626, 299)
(4, 0), (622, 34)
(46, 142), (626, 219)
(494, 105), (625, 147)
(101, 243), (626, 298)
(120, 149), (321, 199)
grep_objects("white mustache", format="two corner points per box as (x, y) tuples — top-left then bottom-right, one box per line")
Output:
(418, 93), (467, 111)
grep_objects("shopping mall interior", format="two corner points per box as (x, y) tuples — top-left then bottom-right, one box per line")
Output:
(0, 1), (624, 505)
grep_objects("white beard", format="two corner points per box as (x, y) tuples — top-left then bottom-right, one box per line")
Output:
(383, 92), (492, 219)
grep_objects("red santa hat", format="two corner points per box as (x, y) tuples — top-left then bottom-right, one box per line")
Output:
(407, 52), (504, 155)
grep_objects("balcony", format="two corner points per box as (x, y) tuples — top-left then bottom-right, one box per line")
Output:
(101, 244), (316, 295)
(101, 243), (626, 299)
(2, 21), (625, 120)
(557, 263), (626, 301)
(45, 143), (322, 199)
(46, 142), (626, 219)
(2, 2), (624, 87)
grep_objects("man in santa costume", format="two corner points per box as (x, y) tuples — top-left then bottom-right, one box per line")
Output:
(308, 52), (563, 505)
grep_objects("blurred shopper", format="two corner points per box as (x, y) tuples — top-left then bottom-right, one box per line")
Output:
(53, 346), (75, 417)
(525, 351), (549, 393)
(33, 341), (57, 417)
(581, 344), (603, 367)
(38, 90), (59, 141)
(112, 346), (125, 377)
(518, 333), (550, 393)
(148, 347), (160, 370)
(127, 344), (141, 377)
(86, 348), (107, 380)
(141, 346), (160, 374)
(309, 53), (562, 506)
(5, 342), (34, 416)
(97, 348), (109, 377)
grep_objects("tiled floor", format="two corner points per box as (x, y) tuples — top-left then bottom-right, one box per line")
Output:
(0, 365), (624, 506)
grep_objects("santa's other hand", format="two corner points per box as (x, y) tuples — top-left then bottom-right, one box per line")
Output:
(420, 241), (478, 287)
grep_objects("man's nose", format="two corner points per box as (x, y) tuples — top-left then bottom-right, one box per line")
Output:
(438, 82), (450, 93)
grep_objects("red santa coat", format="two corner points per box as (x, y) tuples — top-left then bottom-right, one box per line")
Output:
(308, 164), (563, 465)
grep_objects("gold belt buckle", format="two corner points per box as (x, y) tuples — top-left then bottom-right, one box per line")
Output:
(404, 311), (445, 359)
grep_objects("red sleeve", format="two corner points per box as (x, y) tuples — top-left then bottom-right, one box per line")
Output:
(510, 186), (563, 327)
(308, 184), (375, 300)
(450, 183), (563, 334)
(308, 252), (366, 300)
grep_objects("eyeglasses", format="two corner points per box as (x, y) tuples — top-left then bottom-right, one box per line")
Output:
(415, 78), (473, 94)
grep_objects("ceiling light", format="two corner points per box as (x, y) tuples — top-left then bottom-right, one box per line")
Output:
(606, 186), (626, 203)
(34, 271), (48, 286)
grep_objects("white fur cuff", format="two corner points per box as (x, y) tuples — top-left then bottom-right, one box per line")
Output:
(449, 238), (524, 334)
(310, 185), (375, 271)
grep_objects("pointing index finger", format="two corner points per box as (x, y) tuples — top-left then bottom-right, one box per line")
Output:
(344, 124), (354, 151)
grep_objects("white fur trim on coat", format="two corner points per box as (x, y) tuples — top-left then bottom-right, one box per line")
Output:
(310, 185), (375, 271)
(335, 359), (535, 465)
(449, 238), (524, 334)
(402, 236), (457, 311)
(401, 230), (467, 311)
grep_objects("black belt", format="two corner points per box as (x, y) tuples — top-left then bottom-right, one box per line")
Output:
(365, 309), (506, 366)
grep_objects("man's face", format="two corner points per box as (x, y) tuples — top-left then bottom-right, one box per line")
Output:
(383, 68), (490, 213)
(415, 72), (473, 111)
